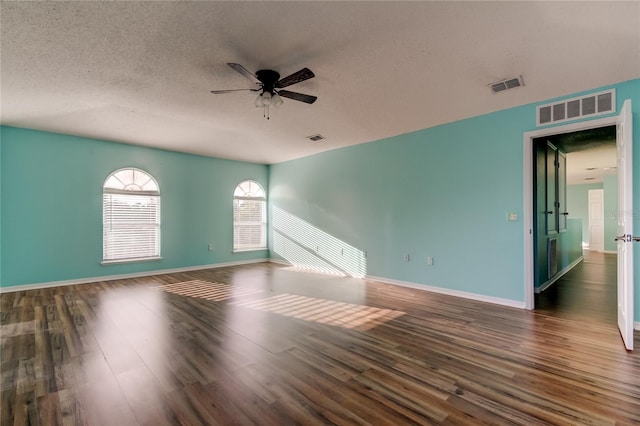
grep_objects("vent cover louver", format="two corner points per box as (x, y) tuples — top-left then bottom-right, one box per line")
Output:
(537, 89), (615, 126)
(490, 76), (524, 94)
(307, 134), (325, 142)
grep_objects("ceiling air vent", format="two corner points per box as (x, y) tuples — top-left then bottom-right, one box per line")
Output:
(537, 89), (615, 126)
(490, 76), (524, 94)
(307, 134), (325, 142)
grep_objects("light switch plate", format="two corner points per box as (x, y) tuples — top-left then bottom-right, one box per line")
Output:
(507, 212), (518, 222)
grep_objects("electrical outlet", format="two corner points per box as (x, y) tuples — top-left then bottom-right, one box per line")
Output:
(427, 256), (434, 266)
(404, 254), (410, 262)
(208, 244), (214, 251)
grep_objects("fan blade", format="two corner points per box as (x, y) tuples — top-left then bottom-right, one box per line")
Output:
(278, 90), (317, 104)
(227, 63), (260, 84)
(276, 68), (315, 88)
(210, 88), (258, 94)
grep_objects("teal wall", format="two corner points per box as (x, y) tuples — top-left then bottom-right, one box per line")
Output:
(0, 127), (269, 287)
(534, 226), (583, 291)
(2, 79), (639, 322)
(603, 175), (618, 252)
(269, 79), (640, 318)
(567, 183), (603, 246)
(558, 218), (583, 271)
(0, 133), (2, 286)
(270, 104), (527, 302)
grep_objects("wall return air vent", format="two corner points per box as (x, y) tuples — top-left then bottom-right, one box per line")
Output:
(537, 89), (615, 126)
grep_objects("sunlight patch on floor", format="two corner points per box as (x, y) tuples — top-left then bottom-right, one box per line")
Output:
(155, 280), (263, 302)
(232, 293), (404, 330)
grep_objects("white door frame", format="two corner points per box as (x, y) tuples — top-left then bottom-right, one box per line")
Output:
(523, 115), (619, 310)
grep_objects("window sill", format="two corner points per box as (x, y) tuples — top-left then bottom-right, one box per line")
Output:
(233, 248), (268, 253)
(101, 256), (163, 266)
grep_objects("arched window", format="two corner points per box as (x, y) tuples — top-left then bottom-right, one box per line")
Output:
(102, 168), (161, 263)
(233, 180), (266, 251)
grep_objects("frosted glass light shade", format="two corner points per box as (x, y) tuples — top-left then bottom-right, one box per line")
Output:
(272, 93), (284, 107)
(262, 92), (272, 106)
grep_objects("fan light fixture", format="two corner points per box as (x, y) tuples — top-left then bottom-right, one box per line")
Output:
(255, 91), (283, 119)
(211, 63), (317, 120)
(272, 93), (283, 107)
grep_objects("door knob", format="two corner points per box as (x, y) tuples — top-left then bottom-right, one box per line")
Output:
(615, 234), (631, 242)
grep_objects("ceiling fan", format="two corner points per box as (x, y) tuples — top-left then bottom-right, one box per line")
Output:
(211, 63), (317, 119)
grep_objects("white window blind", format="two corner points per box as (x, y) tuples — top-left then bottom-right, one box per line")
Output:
(103, 168), (160, 262)
(233, 181), (266, 251)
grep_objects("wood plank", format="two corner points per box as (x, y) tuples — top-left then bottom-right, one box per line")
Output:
(0, 254), (638, 424)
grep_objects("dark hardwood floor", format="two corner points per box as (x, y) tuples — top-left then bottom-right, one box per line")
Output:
(1, 257), (639, 425)
(535, 250), (618, 324)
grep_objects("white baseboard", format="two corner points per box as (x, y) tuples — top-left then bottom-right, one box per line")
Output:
(8, 257), (622, 317)
(365, 274), (526, 309)
(635, 322), (640, 331)
(0, 258), (270, 293)
(258, 258), (525, 309)
(536, 256), (583, 294)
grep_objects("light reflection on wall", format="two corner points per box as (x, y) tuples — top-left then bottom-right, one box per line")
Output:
(272, 206), (367, 278)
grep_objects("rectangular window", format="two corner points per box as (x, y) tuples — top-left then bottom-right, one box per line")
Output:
(233, 198), (266, 251)
(103, 193), (160, 262)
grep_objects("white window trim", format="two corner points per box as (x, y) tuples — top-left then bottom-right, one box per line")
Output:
(233, 180), (267, 252)
(102, 168), (161, 263)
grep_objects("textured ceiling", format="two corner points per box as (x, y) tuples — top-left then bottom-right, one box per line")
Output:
(546, 126), (617, 184)
(566, 143), (617, 185)
(1, 1), (639, 164)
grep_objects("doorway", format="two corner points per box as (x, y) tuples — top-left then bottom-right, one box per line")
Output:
(523, 101), (634, 350)
(531, 128), (617, 324)
(530, 126), (616, 295)
(523, 115), (624, 311)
